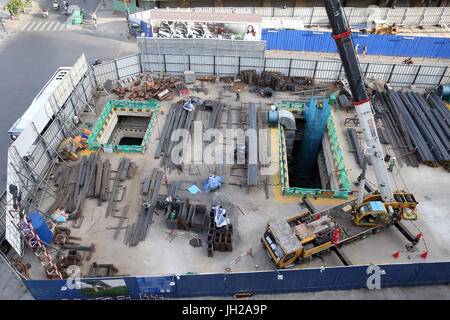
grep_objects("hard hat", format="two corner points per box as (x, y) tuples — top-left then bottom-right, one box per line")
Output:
(392, 157), (396, 160)
(237, 89), (241, 92)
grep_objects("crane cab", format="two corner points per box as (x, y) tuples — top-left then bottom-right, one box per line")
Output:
(353, 201), (393, 226)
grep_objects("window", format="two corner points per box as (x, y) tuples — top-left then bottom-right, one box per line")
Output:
(283, 252), (296, 263)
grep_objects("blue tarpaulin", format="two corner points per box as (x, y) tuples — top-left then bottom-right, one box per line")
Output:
(201, 175), (223, 192)
(261, 29), (450, 59)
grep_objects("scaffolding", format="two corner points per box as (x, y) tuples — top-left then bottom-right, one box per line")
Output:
(2, 54), (96, 261)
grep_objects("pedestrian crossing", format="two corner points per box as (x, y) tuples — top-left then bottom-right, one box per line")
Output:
(19, 20), (82, 32)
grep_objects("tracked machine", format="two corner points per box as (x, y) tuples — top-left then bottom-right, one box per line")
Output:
(262, 0), (421, 269)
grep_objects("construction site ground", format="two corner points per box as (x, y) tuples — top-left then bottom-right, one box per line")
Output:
(22, 79), (450, 280)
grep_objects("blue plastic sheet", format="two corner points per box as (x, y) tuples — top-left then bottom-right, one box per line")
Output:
(201, 175), (223, 192)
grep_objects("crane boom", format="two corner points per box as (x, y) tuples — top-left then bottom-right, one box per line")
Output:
(323, 0), (394, 203)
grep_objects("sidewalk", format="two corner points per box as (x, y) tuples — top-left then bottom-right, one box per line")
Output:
(266, 49), (450, 66)
(0, 0), (43, 48)
(93, 0), (129, 38)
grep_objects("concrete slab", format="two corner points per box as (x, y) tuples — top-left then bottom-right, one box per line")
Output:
(0, 255), (34, 300)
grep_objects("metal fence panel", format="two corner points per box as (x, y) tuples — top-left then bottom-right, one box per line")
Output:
(240, 57), (264, 74)
(254, 7), (273, 17)
(389, 64), (420, 86)
(94, 61), (118, 84)
(264, 58), (290, 75)
(310, 7), (329, 25)
(116, 54), (141, 80)
(273, 7), (294, 17)
(314, 60), (341, 82)
(422, 7), (446, 25)
(412, 65), (446, 87)
(290, 59), (316, 78)
(365, 63), (394, 82)
(0, 191), (6, 242)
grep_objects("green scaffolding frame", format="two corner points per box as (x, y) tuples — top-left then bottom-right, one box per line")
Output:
(278, 101), (351, 199)
(87, 100), (159, 153)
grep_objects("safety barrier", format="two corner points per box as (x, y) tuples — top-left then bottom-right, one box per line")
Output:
(87, 100), (159, 153)
(278, 101), (351, 199)
(23, 261), (450, 300)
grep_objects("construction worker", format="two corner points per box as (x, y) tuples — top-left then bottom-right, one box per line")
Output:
(362, 44), (368, 56)
(236, 89), (241, 101)
(389, 157), (396, 172)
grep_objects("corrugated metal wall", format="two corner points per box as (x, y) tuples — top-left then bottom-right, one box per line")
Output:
(23, 261), (450, 300)
(261, 29), (450, 59)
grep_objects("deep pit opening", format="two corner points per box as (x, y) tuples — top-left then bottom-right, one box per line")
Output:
(287, 115), (324, 189)
(117, 115), (151, 128)
(108, 114), (152, 146)
(119, 137), (144, 146)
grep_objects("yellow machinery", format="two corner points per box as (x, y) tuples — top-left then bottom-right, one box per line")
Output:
(370, 23), (398, 35)
(353, 191), (418, 226)
(262, 212), (337, 268)
(57, 128), (91, 161)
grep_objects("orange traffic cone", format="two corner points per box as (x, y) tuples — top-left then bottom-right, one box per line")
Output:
(393, 251), (400, 259)
(421, 251), (428, 259)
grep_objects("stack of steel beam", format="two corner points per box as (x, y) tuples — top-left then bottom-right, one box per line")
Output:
(125, 169), (164, 246)
(155, 102), (198, 168)
(247, 102), (258, 186)
(347, 128), (363, 168)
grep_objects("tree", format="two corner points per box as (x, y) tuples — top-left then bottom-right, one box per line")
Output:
(3, 0), (25, 16)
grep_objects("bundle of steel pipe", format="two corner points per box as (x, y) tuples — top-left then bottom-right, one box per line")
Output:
(425, 91), (450, 141)
(377, 93), (417, 167)
(402, 92), (450, 165)
(380, 89), (450, 167)
(391, 90), (437, 165)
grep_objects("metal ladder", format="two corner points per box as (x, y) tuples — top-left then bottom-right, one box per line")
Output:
(9, 210), (63, 280)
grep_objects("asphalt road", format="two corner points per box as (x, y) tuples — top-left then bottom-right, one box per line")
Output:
(0, 23), (136, 191)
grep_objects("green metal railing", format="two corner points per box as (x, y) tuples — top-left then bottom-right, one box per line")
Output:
(87, 100), (159, 153)
(277, 101), (351, 199)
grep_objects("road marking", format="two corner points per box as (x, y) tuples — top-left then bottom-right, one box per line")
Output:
(21, 21), (37, 31)
(39, 21), (51, 31)
(30, 21), (44, 31)
(44, 21), (58, 31)
(19, 20), (87, 32)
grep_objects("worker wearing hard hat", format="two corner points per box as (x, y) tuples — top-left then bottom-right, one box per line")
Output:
(236, 89), (241, 101)
(389, 157), (396, 172)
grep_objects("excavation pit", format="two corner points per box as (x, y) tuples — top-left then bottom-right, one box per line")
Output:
(278, 99), (352, 199)
(87, 100), (158, 153)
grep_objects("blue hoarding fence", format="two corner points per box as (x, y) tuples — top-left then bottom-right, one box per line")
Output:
(261, 29), (450, 59)
(23, 261), (450, 300)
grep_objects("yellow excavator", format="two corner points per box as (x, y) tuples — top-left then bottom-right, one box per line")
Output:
(57, 128), (91, 161)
